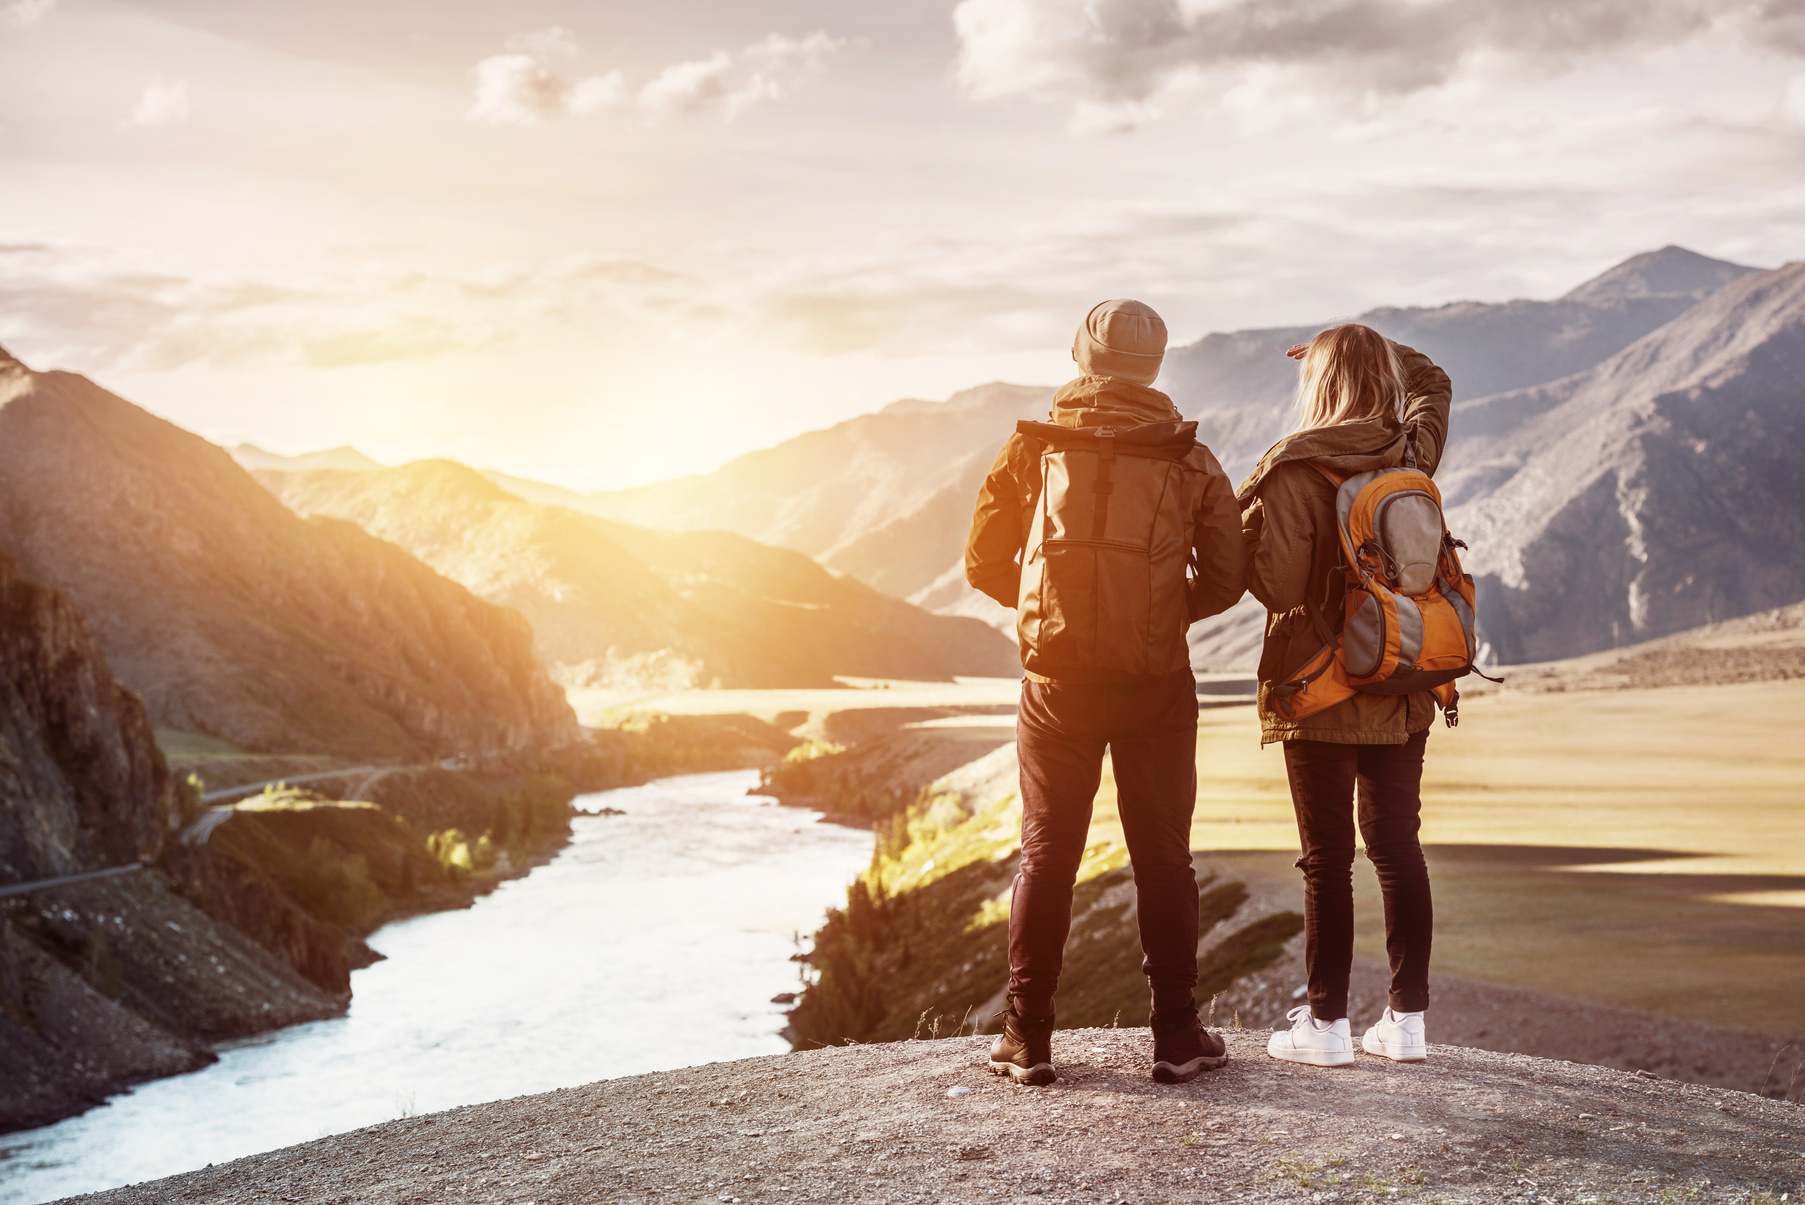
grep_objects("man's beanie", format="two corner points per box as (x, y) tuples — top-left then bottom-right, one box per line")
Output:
(1072, 299), (1167, 385)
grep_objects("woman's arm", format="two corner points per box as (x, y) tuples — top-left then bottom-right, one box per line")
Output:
(1391, 341), (1452, 475)
(1243, 463), (1319, 614)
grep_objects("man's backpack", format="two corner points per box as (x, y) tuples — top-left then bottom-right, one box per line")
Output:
(1014, 419), (1209, 680)
(1270, 447), (1482, 725)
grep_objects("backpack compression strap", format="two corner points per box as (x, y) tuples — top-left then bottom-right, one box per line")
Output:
(1091, 428), (1115, 538)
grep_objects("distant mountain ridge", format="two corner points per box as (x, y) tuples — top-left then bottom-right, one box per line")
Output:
(230, 444), (386, 472)
(254, 459), (1019, 690)
(500, 246), (1765, 663)
(0, 347), (577, 759)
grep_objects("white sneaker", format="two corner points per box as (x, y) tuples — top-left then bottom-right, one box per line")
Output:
(1266, 1005), (1355, 1067)
(1362, 1007), (1427, 1062)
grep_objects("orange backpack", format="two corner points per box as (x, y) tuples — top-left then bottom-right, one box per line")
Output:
(1270, 446), (1485, 726)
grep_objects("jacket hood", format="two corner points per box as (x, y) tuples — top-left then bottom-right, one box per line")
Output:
(1235, 416), (1411, 502)
(1051, 376), (1181, 430)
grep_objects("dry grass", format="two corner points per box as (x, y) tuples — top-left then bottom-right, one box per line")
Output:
(1190, 679), (1805, 879)
(1187, 679), (1805, 1032)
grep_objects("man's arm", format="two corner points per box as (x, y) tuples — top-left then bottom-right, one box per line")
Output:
(1391, 341), (1452, 476)
(1189, 449), (1248, 620)
(965, 437), (1026, 608)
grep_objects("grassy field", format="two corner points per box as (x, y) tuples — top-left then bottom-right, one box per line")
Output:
(1184, 680), (1805, 1032)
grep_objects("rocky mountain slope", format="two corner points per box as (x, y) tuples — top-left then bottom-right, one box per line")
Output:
(518, 247), (1759, 655)
(253, 459), (1018, 690)
(77, 1034), (1805, 1205)
(0, 551), (343, 1132)
(1444, 260), (1805, 662)
(0, 346), (578, 760)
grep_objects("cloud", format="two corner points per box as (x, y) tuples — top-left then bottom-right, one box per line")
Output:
(468, 53), (575, 124)
(2, 0), (57, 29)
(1785, 74), (1805, 124)
(122, 80), (190, 128)
(953, 0), (1805, 128)
(639, 33), (842, 120)
(467, 28), (841, 125)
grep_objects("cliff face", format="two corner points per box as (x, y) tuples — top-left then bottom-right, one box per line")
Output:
(0, 553), (342, 1132)
(255, 459), (1020, 689)
(0, 347), (577, 759)
(0, 552), (175, 884)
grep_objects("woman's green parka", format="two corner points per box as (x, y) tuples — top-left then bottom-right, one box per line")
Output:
(1237, 343), (1454, 746)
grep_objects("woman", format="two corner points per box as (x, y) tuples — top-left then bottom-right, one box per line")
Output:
(1238, 323), (1452, 1067)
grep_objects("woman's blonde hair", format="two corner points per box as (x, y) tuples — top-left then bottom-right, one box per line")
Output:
(1294, 323), (1406, 431)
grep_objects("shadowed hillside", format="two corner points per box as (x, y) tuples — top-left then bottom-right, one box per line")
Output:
(253, 459), (1019, 690)
(0, 346), (578, 760)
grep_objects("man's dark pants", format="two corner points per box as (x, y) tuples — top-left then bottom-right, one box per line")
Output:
(1009, 668), (1201, 1019)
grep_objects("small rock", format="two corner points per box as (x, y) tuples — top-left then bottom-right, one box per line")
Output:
(1388, 1133), (1404, 1140)
(946, 1086), (971, 1098)
(1578, 1114), (1597, 1120)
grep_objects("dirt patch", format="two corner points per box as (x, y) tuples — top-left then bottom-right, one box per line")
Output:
(70, 1032), (1804, 1205)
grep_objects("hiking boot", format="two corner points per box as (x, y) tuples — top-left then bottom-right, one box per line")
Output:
(1361, 1007), (1428, 1062)
(1150, 1008), (1228, 1083)
(1267, 1005), (1355, 1067)
(989, 1008), (1056, 1085)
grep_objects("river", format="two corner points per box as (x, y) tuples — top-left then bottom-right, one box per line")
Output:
(0, 771), (874, 1205)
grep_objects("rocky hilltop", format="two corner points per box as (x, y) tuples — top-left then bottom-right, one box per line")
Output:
(252, 458), (1018, 690)
(0, 346), (578, 759)
(69, 1033), (1805, 1205)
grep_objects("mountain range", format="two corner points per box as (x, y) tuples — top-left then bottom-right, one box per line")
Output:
(0, 347), (577, 759)
(469, 244), (1786, 666)
(251, 459), (1018, 690)
(1444, 260), (1805, 662)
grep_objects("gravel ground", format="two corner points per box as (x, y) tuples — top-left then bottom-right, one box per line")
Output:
(70, 1031), (1804, 1205)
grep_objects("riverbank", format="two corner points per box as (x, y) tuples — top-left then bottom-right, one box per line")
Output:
(2, 771), (873, 1204)
(1, 713), (806, 1136)
(67, 1031), (1805, 1205)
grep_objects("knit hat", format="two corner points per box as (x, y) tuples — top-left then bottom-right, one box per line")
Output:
(1072, 299), (1167, 385)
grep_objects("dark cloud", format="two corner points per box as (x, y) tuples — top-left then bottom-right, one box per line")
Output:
(956, 0), (1800, 110)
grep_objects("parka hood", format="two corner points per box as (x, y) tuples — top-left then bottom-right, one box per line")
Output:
(1051, 376), (1181, 430)
(1235, 416), (1412, 503)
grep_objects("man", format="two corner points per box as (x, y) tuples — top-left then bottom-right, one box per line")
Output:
(965, 298), (1247, 1085)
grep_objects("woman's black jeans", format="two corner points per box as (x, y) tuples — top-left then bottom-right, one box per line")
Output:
(1282, 730), (1432, 1022)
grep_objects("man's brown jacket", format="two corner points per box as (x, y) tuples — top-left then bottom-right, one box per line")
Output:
(964, 376), (1247, 681)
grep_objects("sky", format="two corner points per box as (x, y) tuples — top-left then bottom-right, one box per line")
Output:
(2, 0), (1804, 489)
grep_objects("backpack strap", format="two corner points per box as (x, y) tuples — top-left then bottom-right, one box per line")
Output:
(1091, 428), (1116, 538)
